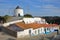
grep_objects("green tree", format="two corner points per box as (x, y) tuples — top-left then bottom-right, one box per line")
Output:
(3, 15), (12, 22)
(24, 14), (33, 18)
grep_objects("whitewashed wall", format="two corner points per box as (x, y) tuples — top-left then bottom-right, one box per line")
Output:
(2, 20), (23, 27)
(17, 31), (24, 38)
(14, 9), (24, 17)
(30, 27), (45, 36)
(38, 27), (45, 34)
(2, 17), (47, 27)
(23, 18), (46, 24)
(17, 26), (59, 38)
(24, 28), (32, 35)
(53, 26), (59, 30)
(45, 27), (50, 33)
(17, 28), (33, 38)
(23, 18), (35, 24)
(50, 26), (59, 32)
(32, 29), (39, 36)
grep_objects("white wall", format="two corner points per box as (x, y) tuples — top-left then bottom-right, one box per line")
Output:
(30, 27), (45, 36)
(45, 27), (50, 33)
(50, 26), (59, 32)
(2, 17), (47, 27)
(23, 18), (46, 24)
(17, 31), (24, 38)
(15, 9), (24, 17)
(17, 26), (59, 38)
(23, 18), (35, 24)
(38, 27), (45, 34)
(17, 28), (33, 38)
(2, 20), (23, 27)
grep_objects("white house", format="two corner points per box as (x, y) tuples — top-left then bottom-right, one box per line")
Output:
(23, 17), (47, 24)
(2, 17), (59, 38)
(15, 22), (59, 38)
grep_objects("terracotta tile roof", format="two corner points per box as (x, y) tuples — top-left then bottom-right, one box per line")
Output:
(15, 22), (58, 29)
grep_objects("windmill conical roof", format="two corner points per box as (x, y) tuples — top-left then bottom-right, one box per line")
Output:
(16, 6), (22, 9)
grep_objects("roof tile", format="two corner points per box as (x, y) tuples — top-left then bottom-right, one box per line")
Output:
(15, 22), (58, 29)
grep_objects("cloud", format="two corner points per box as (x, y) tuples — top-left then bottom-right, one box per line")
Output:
(0, 0), (60, 16)
(42, 5), (59, 9)
(31, 5), (41, 8)
(35, 6), (41, 8)
(32, 4), (58, 8)
(40, 5), (60, 16)
(43, 0), (60, 3)
(32, 4), (60, 16)
(48, 0), (59, 1)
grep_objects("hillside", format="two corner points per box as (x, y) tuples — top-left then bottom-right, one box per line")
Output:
(41, 16), (60, 24)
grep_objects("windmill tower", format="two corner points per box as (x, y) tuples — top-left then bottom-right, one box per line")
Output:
(14, 6), (24, 17)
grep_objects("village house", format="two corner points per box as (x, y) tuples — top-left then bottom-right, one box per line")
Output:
(15, 21), (59, 38)
(2, 18), (59, 38)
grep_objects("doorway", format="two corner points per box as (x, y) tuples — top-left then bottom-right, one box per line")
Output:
(18, 14), (20, 17)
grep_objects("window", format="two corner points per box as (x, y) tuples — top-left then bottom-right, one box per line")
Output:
(44, 28), (46, 33)
(47, 28), (50, 30)
(29, 30), (31, 34)
(38, 29), (40, 33)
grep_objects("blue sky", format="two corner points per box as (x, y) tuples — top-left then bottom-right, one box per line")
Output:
(0, 0), (60, 16)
